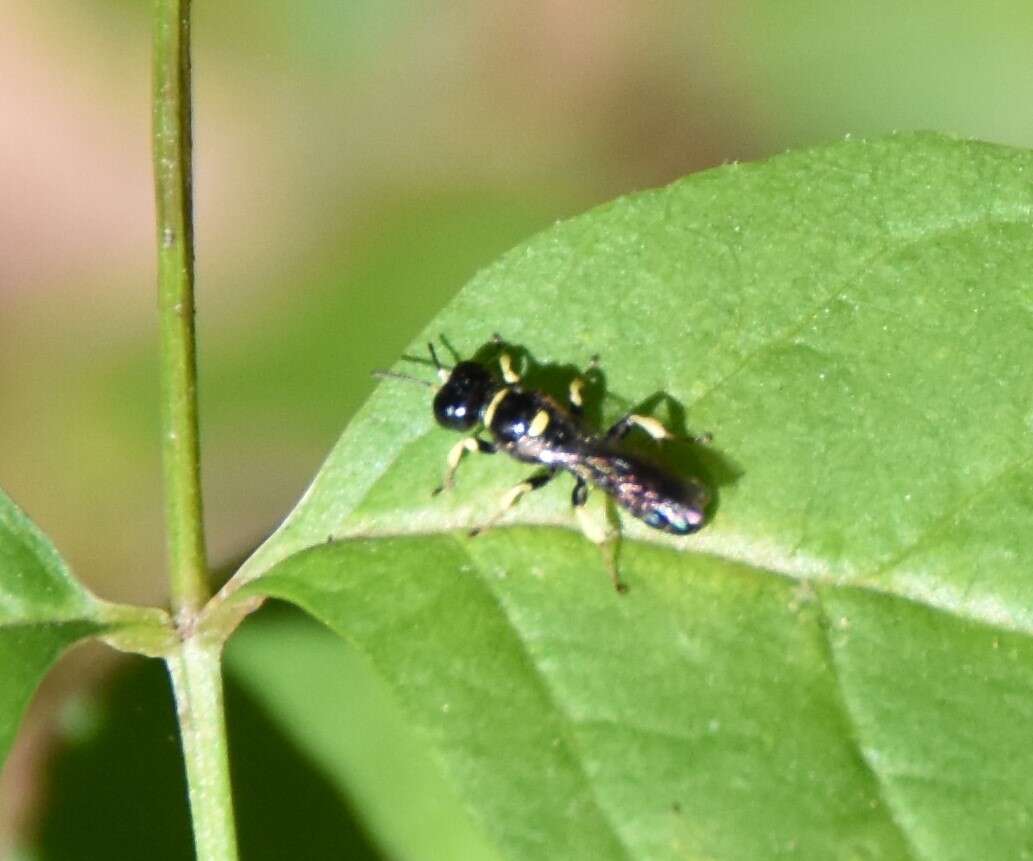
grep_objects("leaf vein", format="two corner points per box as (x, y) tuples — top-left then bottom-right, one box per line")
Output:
(813, 587), (929, 861)
(449, 534), (637, 861)
(685, 212), (1029, 415)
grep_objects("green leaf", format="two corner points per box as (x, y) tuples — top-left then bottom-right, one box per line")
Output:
(0, 487), (168, 769)
(224, 606), (502, 861)
(235, 133), (1033, 859)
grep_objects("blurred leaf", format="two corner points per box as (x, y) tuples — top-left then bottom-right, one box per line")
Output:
(31, 650), (384, 861)
(225, 604), (501, 861)
(234, 134), (1033, 859)
(742, 0), (1033, 148)
(0, 488), (108, 767)
(30, 657), (193, 861)
(197, 191), (566, 436)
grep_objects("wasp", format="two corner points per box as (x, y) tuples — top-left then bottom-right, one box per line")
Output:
(376, 338), (710, 591)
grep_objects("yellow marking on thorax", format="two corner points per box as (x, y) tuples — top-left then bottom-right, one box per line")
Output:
(483, 388), (509, 427)
(527, 409), (550, 437)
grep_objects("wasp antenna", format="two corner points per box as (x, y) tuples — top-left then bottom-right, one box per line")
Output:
(438, 334), (461, 363)
(398, 352), (435, 367)
(428, 342), (450, 382)
(371, 370), (435, 388)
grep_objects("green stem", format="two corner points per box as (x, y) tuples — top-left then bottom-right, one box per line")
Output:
(153, 2), (236, 856)
(153, 0), (209, 617)
(167, 640), (239, 860)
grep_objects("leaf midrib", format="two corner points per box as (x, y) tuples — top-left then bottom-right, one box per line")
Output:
(312, 515), (1033, 643)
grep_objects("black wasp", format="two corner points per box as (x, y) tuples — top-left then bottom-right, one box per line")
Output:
(377, 337), (709, 591)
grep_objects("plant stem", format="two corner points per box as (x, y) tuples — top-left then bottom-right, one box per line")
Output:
(153, 0), (209, 617)
(153, 2), (236, 857)
(167, 640), (239, 860)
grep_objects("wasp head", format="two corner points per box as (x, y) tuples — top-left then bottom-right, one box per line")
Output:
(433, 361), (494, 431)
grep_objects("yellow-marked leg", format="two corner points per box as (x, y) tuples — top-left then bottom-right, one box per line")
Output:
(492, 333), (522, 383)
(574, 504), (609, 545)
(602, 535), (626, 594)
(568, 377), (585, 413)
(609, 391), (713, 446)
(433, 436), (495, 495)
(498, 351), (521, 384)
(572, 487), (626, 593)
(469, 469), (554, 536)
(567, 354), (598, 417)
(606, 413), (673, 443)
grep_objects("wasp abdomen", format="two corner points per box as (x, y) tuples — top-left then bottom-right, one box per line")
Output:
(578, 450), (708, 535)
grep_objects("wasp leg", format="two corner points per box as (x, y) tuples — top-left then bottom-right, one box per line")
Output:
(609, 413), (711, 446)
(469, 468), (555, 537)
(604, 537), (626, 594)
(570, 480), (626, 593)
(571, 475), (588, 507)
(433, 436), (496, 495)
(498, 351), (521, 384)
(620, 392), (713, 445)
(490, 333), (523, 384)
(567, 354), (599, 418)
(606, 413), (674, 443)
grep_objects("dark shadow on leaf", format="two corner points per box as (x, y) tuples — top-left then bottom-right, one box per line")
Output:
(33, 650), (384, 860)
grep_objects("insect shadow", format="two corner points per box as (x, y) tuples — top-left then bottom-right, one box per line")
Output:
(452, 334), (742, 523)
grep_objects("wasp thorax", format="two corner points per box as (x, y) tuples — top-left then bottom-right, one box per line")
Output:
(433, 361), (494, 431)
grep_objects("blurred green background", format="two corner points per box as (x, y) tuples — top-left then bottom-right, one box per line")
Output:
(3, 0), (1033, 856)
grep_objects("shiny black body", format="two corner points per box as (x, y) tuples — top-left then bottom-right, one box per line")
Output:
(433, 360), (708, 535)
